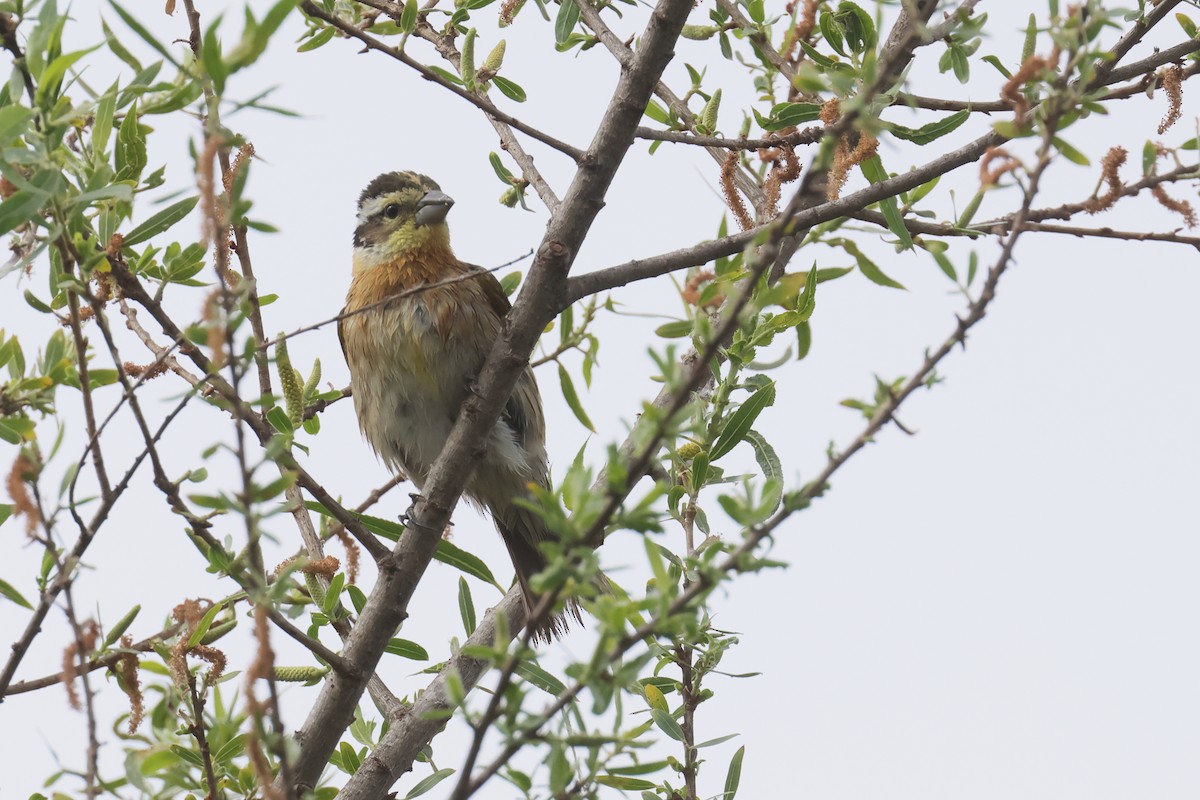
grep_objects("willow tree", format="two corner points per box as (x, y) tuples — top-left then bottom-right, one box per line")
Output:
(1, 1), (1195, 798)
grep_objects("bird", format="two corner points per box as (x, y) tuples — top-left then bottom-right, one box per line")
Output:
(338, 171), (578, 642)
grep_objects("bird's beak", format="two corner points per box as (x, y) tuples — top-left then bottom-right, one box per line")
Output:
(414, 190), (455, 226)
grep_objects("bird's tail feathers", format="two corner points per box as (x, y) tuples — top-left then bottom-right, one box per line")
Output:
(495, 504), (592, 644)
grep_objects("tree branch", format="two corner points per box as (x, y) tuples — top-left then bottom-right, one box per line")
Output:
(282, 0), (700, 790)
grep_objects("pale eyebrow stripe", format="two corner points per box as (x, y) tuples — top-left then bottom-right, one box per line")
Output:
(356, 194), (400, 225)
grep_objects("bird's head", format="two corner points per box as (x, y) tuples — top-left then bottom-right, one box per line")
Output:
(353, 171), (455, 262)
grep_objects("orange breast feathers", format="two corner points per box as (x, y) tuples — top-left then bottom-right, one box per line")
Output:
(342, 249), (507, 366)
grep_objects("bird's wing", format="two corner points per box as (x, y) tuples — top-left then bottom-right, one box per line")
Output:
(468, 265), (547, 453)
(337, 309), (348, 363)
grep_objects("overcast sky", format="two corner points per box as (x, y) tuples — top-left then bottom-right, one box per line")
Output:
(2, 1), (1198, 798)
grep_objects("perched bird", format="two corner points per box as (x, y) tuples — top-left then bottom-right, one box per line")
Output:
(339, 171), (577, 641)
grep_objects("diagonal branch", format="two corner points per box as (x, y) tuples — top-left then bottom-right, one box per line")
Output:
(281, 0), (701, 790)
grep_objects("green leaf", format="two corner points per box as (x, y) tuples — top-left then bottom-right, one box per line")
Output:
(859, 156), (914, 251)
(0, 105), (33, 145)
(123, 196), (198, 246)
(758, 101), (821, 131)
(655, 320), (693, 339)
(266, 405), (294, 435)
(322, 573), (345, 615)
(710, 382), (776, 460)
(499, 271), (521, 295)
(213, 733), (249, 765)
(558, 364), (595, 432)
(488, 151), (516, 184)
(950, 45), (969, 82)
(186, 602), (224, 648)
(35, 45), (100, 107)
(795, 321), (812, 360)
(596, 776), (656, 791)
(385, 638), (429, 660)
(400, 0), (419, 33)
(724, 746), (746, 800)
(818, 12), (846, 57)
(92, 83), (117, 154)
(0, 189), (47, 236)
(114, 102), (147, 182)
(0, 577), (33, 609)
(0, 504), (12, 528)
(1142, 139), (1157, 176)
(853, 249), (906, 289)
(109, 1), (184, 68)
(886, 109), (969, 145)
(201, 20), (228, 95)
(795, 264), (817, 322)
(491, 76), (526, 102)
(644, 99), (672, 125)
(650, 708), (685, 741)
(435, 539), (502, 589)
(744, 429), (782, 512)
(981, 54), (1013, 79)
(1178, 13), (1199, 39)
(338, 742), (362, 775)
(457, 576), (476, 635)
(297, 26), (335, 52)
(515, 660), (566, 695)
(554, 0), (579, 45)
(1052, 136), (1089, 166)
(405, 768), (454, 800)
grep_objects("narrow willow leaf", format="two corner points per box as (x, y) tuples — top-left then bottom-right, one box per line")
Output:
(109, 1), (184, 68)
(743, 430), (782, 512)
(1142, 139), (1157, 176)
(297, 26), (335, 52)
(650, 708), (685, 741)
(0, 577), (32, 609)
(400, 0), (419, 33)
(1052, 136), (1089, 165)
(515, 660), (566, 695)
(491, 75), (526, 102)
(558, 364), (595, 432)
(0, 105), (33, 145)
(123, 196), (198, 245)
(385, 638), (429, 660)
(796, 265), (817, 321)
(887, 109), (969, 145)
(186, 602), (224, 648)
(554, 0), (579, 45)
(404, 768), (455, 800)
(435, 539), (502, 589)
(795, 320), (812, 360)
(724, 746), (746, 800)
(710, 382), (776, 460)
(596, 776), (656, 790)
(981, 54), (1013, 78)
(35, 45), (100, 107)
(457, 576), (476, 635)
(855, 251), (906, 289)
(859, 156), (914, 250)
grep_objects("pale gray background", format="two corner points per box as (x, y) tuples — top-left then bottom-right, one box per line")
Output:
(1, 1), (1197, 798)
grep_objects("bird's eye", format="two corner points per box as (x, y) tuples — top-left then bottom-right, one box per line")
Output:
(383, 204), (401, 219)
